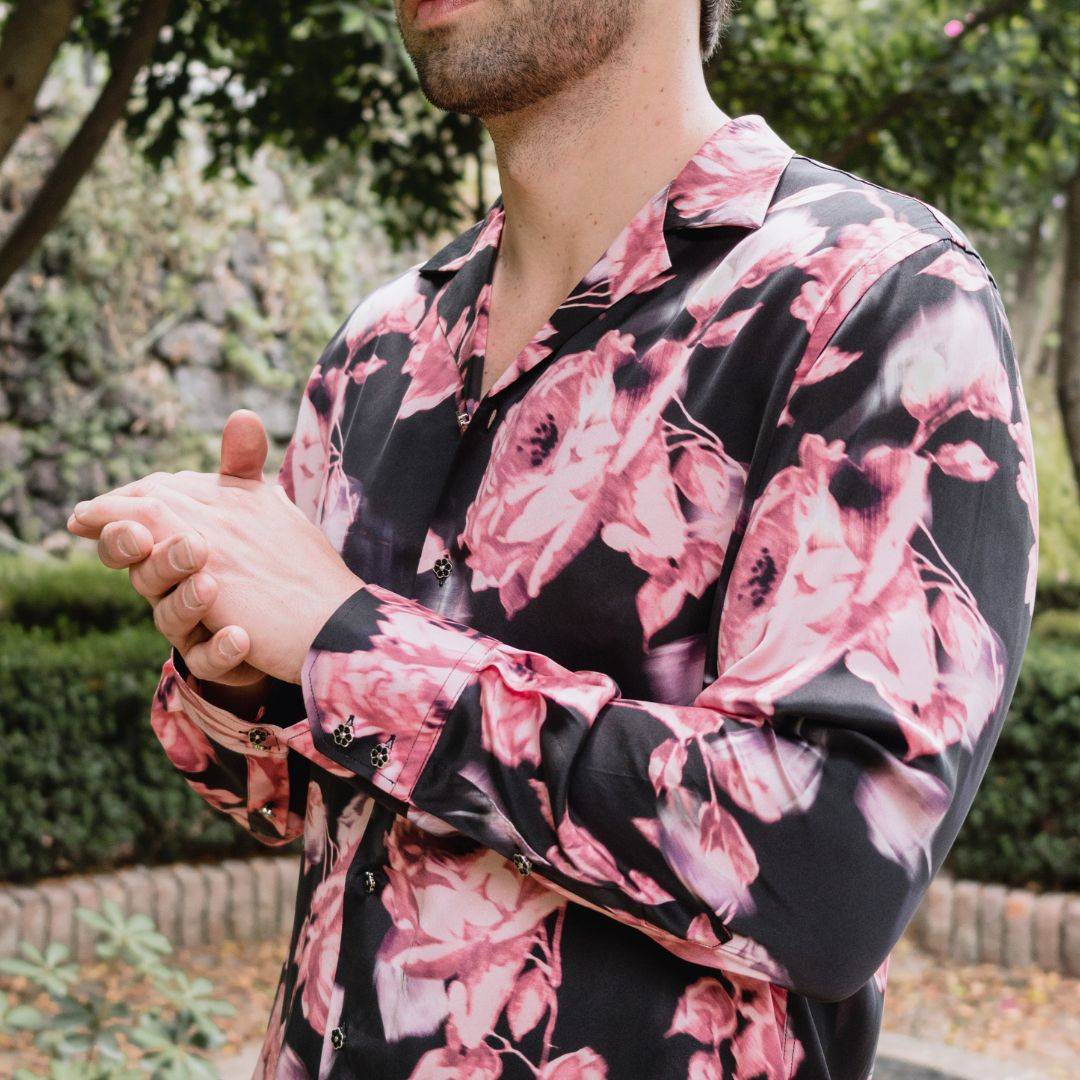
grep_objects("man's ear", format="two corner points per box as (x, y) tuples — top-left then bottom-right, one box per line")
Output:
(219, 409), (269, 481)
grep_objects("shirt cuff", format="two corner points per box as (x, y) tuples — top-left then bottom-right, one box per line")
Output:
(167, 646), (288, 758)
(299, 580), (493, 803)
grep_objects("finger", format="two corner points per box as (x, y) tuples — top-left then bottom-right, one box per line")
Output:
(129, 531), (209, 600)
(96, 521), (155, 569)
(68, 491), (199, 542)
(220, 410), (268, 481)
(184, 624), (252, 682)
(154, 569), (219, 643)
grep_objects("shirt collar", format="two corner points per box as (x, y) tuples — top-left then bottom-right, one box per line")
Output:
(417, 113), (795, 280)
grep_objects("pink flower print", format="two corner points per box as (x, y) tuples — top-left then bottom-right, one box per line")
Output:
(854, 759), (951, 874)
(506, 965), (555, 1041)
(665, 977), (737, 1045)
(399, 300), (464, 420)
(887, 295), (1014, 435)
(582, 189), (673, 305)
(376, 820), (562, 1045)
(706, 727), (825, 823)
(919, 249), (988, 291)
(537, 1048), (609, 1078)
(668, 115), (794, 229)
(150, 696), (214, 775)
(638, 787), (759, 921)
(709, 433), (931, 723)
(729, 979), (801, 1079)
(929, 440), (998, 481)
(461, 330), (640, 618)
(409, 1041), (503, 1079)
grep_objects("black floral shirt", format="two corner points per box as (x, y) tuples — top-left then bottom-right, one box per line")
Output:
(151, 113), (1037, 1079)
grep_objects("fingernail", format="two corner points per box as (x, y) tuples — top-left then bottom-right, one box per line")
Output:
(170, 536), (195, 572)
(222, 631), (244, 658)
(182, 577), (201, 608)
(73, 501), (89, 519)
(118, 532), (140, 558)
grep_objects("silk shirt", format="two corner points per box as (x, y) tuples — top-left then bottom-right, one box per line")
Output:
(152, 113), (1038, 1079)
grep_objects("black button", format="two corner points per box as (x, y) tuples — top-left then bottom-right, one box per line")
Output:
(457, 409), (471, 431)
(247, 726), (271, 749)
(362, 870), (377, 894)
(433, 555), (452, 585)
(511, 852), (533, 876)
(370, 734), (395, 769)
(330, 1026), (345, 1049)
(332, 715), (355, 748)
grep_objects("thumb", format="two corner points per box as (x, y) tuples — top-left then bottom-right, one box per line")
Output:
(220, 409), (269, 481)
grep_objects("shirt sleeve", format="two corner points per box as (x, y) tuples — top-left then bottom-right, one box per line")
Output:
(148, 348), (341, 845)
(298, 238), (1038, 1001)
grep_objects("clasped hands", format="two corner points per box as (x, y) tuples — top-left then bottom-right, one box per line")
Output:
(65, 410), (363, 688)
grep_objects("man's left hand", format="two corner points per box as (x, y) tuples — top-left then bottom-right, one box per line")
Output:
(66, 465), (363, 685)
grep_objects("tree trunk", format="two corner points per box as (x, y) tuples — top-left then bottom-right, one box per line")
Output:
(0, 0), (83, 170)
(1032, 241), (1065, 379)
(0, 0), (172, 292)
(1056, 167), (1080, 497)
(1013, 210), (1044, 379)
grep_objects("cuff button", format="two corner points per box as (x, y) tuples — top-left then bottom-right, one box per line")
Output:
(248, 727), (270, 749)
(332, 715), (355, 748)
(370, 734), (395, 769)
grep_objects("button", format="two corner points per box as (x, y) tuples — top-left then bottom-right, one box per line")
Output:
(330, 1026), (345, 1049)
(511, 852), (533, 876)
(433, 555), (452, 586)
(362, 870), (377, 894)
(370, 734), (395, 769)
(457, 409), (471, 431)
(332, 715), (355, 748)
(247, 726), (270, 749)
(258, 804), (275, 819)
(486, 407), (498, 430)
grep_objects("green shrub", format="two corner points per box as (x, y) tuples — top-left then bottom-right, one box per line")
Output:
(0, 555), (151, 640)
(946, 637), (1080, 890)
(1031, 606), (1080, 646)
(0, 620), (271, 884)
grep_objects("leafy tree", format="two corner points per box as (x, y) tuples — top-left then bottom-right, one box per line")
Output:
(0, 0), (483, 290)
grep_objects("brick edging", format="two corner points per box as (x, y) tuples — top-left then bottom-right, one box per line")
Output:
(0, 855), (300, 962)
(2, 860), (1077, 976)
(903, 874), (1080, 974)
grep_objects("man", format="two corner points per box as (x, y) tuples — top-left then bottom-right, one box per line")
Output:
(67, 0), (1038, 1076)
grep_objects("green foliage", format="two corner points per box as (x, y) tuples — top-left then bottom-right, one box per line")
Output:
(0, 555), (151, 640)
(1031, 607), (1080, 645)
(71, 0), (486, 246)
(709, 0), (1078, 237)
(946, 636), (1080, 890)
(0, 573), (272, 882)
(1030, 396), (1080, 594)
(0, 899), (233, 1078)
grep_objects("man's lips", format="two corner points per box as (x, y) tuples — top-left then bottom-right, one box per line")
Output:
(411, 0), (482, 31)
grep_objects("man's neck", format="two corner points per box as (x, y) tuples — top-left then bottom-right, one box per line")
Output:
(483, 31), (728, 291)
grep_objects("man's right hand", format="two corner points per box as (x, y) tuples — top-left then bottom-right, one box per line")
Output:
(89, 409), (273, 697)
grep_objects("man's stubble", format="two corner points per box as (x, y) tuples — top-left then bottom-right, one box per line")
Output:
(397, 0), (637, 118)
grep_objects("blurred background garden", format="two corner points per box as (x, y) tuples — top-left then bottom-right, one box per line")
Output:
(0, 0), (1077, 1076)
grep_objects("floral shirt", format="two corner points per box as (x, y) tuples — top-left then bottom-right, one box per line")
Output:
(151, 113), (1037, 1080)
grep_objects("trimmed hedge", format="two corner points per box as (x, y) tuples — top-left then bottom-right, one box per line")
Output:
(945, 636), (1080, 891)
(0, 558), (275, 883)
